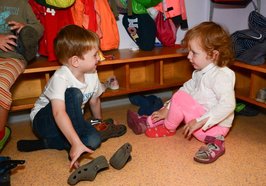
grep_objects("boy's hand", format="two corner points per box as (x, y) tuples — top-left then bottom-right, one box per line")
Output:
(69, 142), (94, 169)
(0, 34), (17, 52)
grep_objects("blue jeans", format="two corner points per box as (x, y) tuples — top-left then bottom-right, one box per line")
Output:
(32, 88), (101, 151)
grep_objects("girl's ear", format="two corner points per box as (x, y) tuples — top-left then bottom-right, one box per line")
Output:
(212, 50), (219, 61)
(69, 56), (80, 68)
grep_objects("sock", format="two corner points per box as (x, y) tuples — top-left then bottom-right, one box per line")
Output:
(17, 139), (46, 152)
(0, 128), (5, 139)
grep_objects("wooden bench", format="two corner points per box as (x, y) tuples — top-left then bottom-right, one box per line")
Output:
(10, 48), (266, 112)
(10, 47), (192, 111)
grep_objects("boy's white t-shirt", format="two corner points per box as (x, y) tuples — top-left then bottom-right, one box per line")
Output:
(30, 65), (105, 122)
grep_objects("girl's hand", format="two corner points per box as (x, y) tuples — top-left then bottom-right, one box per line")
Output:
(0, 34), (17, 52)
(8, 21), (25, 34)
(69, 142), (94, 169)
(151, 107), (168, 123)
(183, 118), (208, 139)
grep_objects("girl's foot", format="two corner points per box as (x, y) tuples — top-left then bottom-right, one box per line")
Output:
(145, 124), (176, 138)
(194, 135), (225, 163)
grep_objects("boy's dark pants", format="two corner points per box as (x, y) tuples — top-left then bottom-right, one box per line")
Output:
(32, 88), (101, 151)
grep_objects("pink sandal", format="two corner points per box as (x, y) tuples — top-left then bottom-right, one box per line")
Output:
(194, 136), (225, 164)
(145, 124), (176, 138)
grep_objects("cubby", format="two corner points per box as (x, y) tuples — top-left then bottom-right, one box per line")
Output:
(10, 48), (266, 112)
(11, 47), (193, 111)
(232, 61), (266, 108)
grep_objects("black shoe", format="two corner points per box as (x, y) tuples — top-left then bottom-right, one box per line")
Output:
(16, 26), (38, 62)
(0, 156), (25, 186)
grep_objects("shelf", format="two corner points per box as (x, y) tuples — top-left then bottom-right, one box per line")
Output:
(10, 47), (191, 112)
(232, 61), (266, 108)
(11, 97), (38, 111)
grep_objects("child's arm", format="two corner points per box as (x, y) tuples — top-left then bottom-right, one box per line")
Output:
(183, 118), (209, 139)
(51, 99), (94, 168)
(89, 96), (102, 119)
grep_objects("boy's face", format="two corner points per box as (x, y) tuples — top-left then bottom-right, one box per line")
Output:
(187, 38), (213, 70)
(78, 48), (100, 73)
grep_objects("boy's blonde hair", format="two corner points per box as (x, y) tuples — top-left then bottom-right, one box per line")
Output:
(54, 24), (99, 64)
(182, 22), (234, 67)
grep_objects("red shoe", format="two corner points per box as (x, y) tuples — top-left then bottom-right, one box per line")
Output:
(145, 124), (176, 138)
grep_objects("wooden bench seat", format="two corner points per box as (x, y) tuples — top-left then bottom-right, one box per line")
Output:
(11, 47), (191, 111)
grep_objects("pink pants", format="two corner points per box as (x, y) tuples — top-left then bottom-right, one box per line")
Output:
(147, 90), (229, 142)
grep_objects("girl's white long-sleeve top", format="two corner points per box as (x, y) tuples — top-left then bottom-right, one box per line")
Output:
(179, 63), (236, 131)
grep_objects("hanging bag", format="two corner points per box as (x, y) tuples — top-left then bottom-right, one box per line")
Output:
(122, 13), (156, 51)
(155, 11), (177, 46)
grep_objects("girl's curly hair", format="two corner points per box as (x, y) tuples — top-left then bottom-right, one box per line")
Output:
(182, 22), (234, 67)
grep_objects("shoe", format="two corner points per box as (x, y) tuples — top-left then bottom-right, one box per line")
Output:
(194, 136), (225, 164)
(256, 88), (266, 103)
(0, 156), (25, 186)
(0, 127), (11, 151)
(235, 102), (259, 116)
(67, 156), (109, 185)
(97, 123), (127, 142)
(16, 26), (38, 62)
(104, 76), (119, 90)
(88, 118), (114, 126)
(145, 124), (176, 138)
(109, 143), (132, 170)
(127, 110), (147, 135)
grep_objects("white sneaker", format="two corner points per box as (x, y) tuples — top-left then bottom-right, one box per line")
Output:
(104, 76), (119, 90)
(256, 88), (266, 103)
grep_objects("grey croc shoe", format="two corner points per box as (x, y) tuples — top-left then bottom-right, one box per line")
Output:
(67, 156), (109, 185)
(109, 143), (132, 170)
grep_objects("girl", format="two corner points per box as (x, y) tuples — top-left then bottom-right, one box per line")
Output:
(145, 22), (236, 163)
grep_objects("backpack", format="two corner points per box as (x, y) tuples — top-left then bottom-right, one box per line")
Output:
(95, 0), (120, 51)
(231, 10), (266, 65)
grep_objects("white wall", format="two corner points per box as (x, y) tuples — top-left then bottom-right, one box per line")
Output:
(117, 0), (266, 49)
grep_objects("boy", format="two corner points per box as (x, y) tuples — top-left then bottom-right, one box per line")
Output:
(17, 25), (105, 168)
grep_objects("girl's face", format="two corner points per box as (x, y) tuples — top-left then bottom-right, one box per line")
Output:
(187, 38), (213, 70)
(79, 48), (100, 73)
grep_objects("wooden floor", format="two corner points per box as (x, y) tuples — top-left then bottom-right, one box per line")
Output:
(2, 104), (266, 186)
